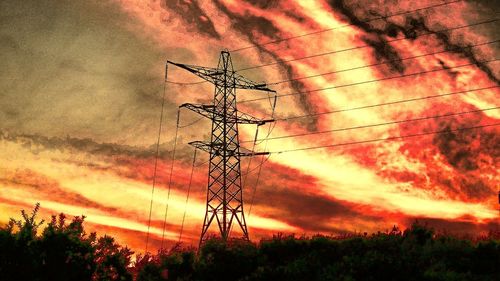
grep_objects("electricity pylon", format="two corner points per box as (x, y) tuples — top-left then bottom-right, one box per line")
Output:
(167, 51), (275, 244)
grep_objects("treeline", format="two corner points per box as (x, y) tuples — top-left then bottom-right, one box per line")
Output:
(0, 204), (499, 281)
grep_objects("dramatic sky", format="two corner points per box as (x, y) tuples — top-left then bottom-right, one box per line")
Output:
(0, 0), (499, 252)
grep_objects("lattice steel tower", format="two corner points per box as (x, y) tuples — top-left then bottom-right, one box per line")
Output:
(167, 51), (275, 244)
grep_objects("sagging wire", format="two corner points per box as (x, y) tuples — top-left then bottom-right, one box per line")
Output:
(165, 80), (207, 85)
(252, 122), (277, 145)
(241, 153), (272, 176)
(154, 101), (207, 246)
(228, 92), (277, 239)
(241, 125), (261, 192)
(178, 148), (198, 243)
(241, 91), (277, 186)
(247, 93), (277, 219)
(248, 93), (278, 147)
(178, 116), (204, 128)
(160, 107), (181, 249)
(247, 142), (270, 219)
(145, 63), (169, 253)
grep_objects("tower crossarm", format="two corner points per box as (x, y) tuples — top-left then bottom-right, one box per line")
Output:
(188, 141), (219, 154)
(167, 61), (222, 84)
(168, 59), (276, 92)
(180, 103), (274, 125)
(180, 103), (215, 120)
(188, 141), (269, 156)
(236, 111), (274, 125)
(238, 146), (270, 156)
(231, 75), (276, 92)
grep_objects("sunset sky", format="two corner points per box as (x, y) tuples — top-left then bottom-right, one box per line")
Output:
(0, 0), (499, 253)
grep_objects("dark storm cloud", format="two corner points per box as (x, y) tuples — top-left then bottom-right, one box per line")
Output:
(405, 17), (500, 85)
(244, 0), (280, 9)
(433, 117), (499, 172)
(244, 0), (306, 23)
(0, 130), (195, 163)
(363, 35), (405, 73)
(327, 0), (500, 83)
(392, 102), (498, 202)
(470, 0), (500, 24)
(327, 0), (406, 73)
(212, 0), (319, 131)
(430, 114), (498, 200)
(0, 0), (180, 145)
(458, 178), (493, 201)
(163, 0), (220, 39)
(436, 59), (460, 79)
(435, 172), (494, 201)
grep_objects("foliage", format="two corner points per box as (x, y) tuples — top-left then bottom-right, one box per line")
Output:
(1, 205), (499, 281)
(196, 238), (259, 281)
(0, 204), (132, 281)
(134, 245), (195, 281)
(93, 235), (133, 281)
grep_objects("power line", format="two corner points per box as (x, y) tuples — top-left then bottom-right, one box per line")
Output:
(241, 126), (260, 191)
(238, 58), (500, 103)
(145, 64), (169, 253)
(241, 107), (499, 143)
(236, 18), (498, 72)
(178, 116), (204, 128)
(245, 108), (277, 220)
(230, 0), (463, 52)
(163, 18), (496, 86)
(160, 108), (180, 249)
(266, 40), (499, 86)
(273, 86), (499, 121)
(269, 123), (500, 154)
(178, 148), (197, 243)
(165, 80), (207, 86)
(163, 21), (497, 87)
(247, 147), (270, 219)
(241, 102), (277, 227)
(241, 153), (272, 176)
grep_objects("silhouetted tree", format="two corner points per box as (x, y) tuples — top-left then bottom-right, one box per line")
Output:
(1, 206), (499, 281)
(36, 213), (95, 281)
(135, 245), (195, 281)
(93, 235), (133, 281)
(0, 203), (45, 281)
(196, 238), (259, 281)
(0, 204), (132, 281)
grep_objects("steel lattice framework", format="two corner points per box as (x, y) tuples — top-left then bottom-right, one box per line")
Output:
(168, 51), (275, 244)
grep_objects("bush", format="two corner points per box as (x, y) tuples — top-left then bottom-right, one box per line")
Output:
(0, 204), (132, 281)
(1, 205), (499, 281)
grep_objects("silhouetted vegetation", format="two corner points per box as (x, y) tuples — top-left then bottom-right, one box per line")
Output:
(1, 205), (499, 281)
(0, 204), (132, 281)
